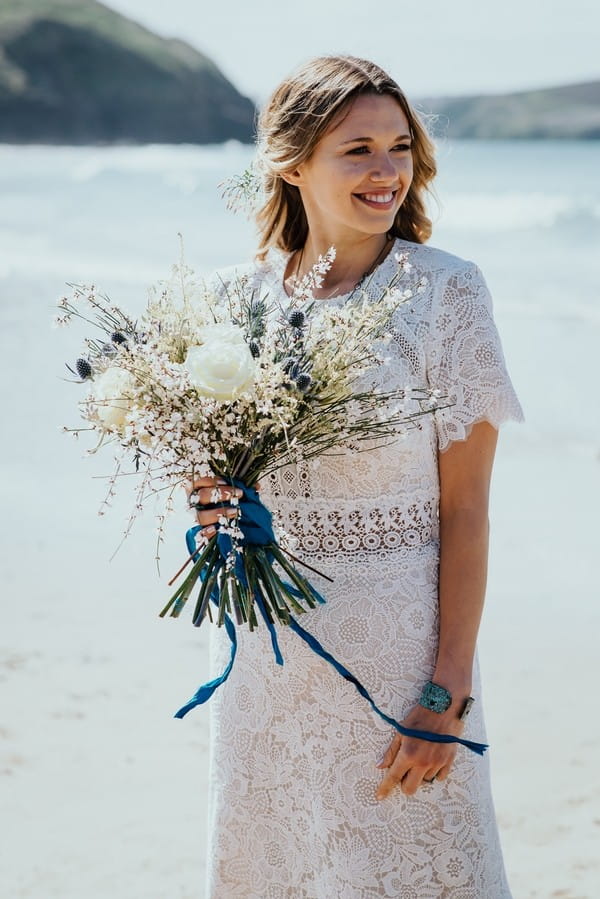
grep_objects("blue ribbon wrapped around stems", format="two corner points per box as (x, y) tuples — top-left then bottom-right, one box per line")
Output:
(173, 479), (488, 757)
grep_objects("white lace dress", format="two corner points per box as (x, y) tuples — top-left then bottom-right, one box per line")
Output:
(202, 238), (524, 898)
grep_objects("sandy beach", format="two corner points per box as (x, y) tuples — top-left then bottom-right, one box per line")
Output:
(3, 433), (599, 898)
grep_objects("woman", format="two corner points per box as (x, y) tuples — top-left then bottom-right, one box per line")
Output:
(191, 55), (524, 897)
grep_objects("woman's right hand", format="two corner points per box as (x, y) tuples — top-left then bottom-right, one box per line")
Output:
(186, 476), (243, 539)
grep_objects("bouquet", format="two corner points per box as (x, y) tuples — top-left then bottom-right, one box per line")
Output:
(57, 246), (488, 754)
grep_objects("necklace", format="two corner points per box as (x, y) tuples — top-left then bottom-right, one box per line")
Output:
(290, 236), (394, 300)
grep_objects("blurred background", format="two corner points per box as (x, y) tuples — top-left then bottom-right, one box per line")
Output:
(1, 1), (599, 897)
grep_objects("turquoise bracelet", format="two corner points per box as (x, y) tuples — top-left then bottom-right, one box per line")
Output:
(419, 681), (453, 713)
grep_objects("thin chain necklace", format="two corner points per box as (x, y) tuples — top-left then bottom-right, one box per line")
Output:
(291, 235), (394, 300)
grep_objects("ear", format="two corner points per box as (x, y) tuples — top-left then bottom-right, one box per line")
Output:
(280, 167), (304, 188)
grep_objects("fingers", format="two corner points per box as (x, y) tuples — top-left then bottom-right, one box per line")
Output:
(435, 763), (451, 782)
(195, 507), (240, 540)
(376, 759), (436, 799)
(185, 477), (244, 538)
(188, 476), (228, 490)
(187, 475), (261, 493)
(185, 476), (224, 498)
(375, 733), (401, 769)
(186, 476), (261, 502)
(195, 505), (240, 527)
(192, 486), (243, 506)
(422, 768), (440, 785)
(375, 737), (457, 799)
(375, 755), (411, 800)
(188, 481), (243, 505)
(400, 767), (432, 796)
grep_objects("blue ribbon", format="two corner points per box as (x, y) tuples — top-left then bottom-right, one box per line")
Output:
(174, 612), (237, 718)
(174, 480), (488, 756)
(186, 481), (287, 664)
(287, 617), (487, 755)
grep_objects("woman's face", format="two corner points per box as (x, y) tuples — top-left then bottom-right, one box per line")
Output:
(285, 92), (414, 241)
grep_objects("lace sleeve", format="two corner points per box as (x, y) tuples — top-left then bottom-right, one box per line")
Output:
(427, 262), (524, 452)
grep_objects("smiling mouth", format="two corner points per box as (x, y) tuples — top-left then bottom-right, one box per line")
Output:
(354, 190), (398, 209)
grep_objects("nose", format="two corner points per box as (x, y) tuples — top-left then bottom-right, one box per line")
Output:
(368, 152), (398, 182)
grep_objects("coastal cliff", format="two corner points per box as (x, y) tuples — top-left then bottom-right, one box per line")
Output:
(0, 0), (256, 144)
(420, 80), (600, 140)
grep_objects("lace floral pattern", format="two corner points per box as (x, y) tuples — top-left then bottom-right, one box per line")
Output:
(202, 239), (522, 897)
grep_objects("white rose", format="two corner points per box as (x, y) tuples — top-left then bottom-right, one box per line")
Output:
(184, 323), (256, 401)
(93, 366), (136, 431)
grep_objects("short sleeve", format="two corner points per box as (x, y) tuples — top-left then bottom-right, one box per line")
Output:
(427, 262), (525, 452)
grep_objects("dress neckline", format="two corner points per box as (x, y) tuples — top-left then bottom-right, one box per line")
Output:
(265, 237), (409, 304)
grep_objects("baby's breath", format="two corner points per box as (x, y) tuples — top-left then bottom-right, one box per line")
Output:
(59, 249), (448, 559)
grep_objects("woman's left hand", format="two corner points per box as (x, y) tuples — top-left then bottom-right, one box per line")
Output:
(375, 704), (465, 799)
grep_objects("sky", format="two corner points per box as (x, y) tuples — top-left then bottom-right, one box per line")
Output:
(104, 0), (599, 104)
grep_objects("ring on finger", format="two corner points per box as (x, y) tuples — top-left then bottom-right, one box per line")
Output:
(190, 489), (241, 509)
(212, 508), (240, 524)
(195, 509), (239, 529)
(210, 487), (231, 503)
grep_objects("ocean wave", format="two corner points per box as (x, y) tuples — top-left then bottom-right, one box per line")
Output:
(435, 192), (600, 235)
(69, 141), (254, 185)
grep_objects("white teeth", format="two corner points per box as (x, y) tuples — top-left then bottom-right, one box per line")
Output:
(360, 192), (394, 204)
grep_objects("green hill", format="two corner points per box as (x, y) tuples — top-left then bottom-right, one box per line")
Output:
(0, 0), (256, 144)
(420, 80), (600, 140)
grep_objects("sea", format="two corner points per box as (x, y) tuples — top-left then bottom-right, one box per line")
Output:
(1, 140), (599, 898)
(1, 139), (598, 497)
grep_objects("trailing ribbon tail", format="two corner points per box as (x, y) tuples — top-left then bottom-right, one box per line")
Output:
(174, 525), (236, 717)
(288, 616), (488, 756)
(253, 589), (284, 666)
(174, 612), (237, 718)
(185, 525), (204, 559)
(175, 517), (282, 719)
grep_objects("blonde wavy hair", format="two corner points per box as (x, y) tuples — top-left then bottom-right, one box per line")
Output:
(255, 54), (438, 260)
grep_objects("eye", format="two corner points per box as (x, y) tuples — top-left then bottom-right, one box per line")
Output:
(346, 144), (412, 155)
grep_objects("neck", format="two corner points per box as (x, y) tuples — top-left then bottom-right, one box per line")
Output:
(295, 233), (392, 296)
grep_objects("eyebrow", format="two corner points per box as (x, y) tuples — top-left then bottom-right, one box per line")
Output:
(338, 134), (412, 146)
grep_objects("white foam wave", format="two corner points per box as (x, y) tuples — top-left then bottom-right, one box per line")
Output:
(435, 192), (600, 233)
(69, 141), (254, 184)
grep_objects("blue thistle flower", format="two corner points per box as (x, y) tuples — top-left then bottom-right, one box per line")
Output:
(288, 309), (306, 329)
(75, 358), (93, 380)
(295, 373), (312, 392)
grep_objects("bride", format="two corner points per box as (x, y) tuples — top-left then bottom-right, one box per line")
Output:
(190, 54), (523, 898)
